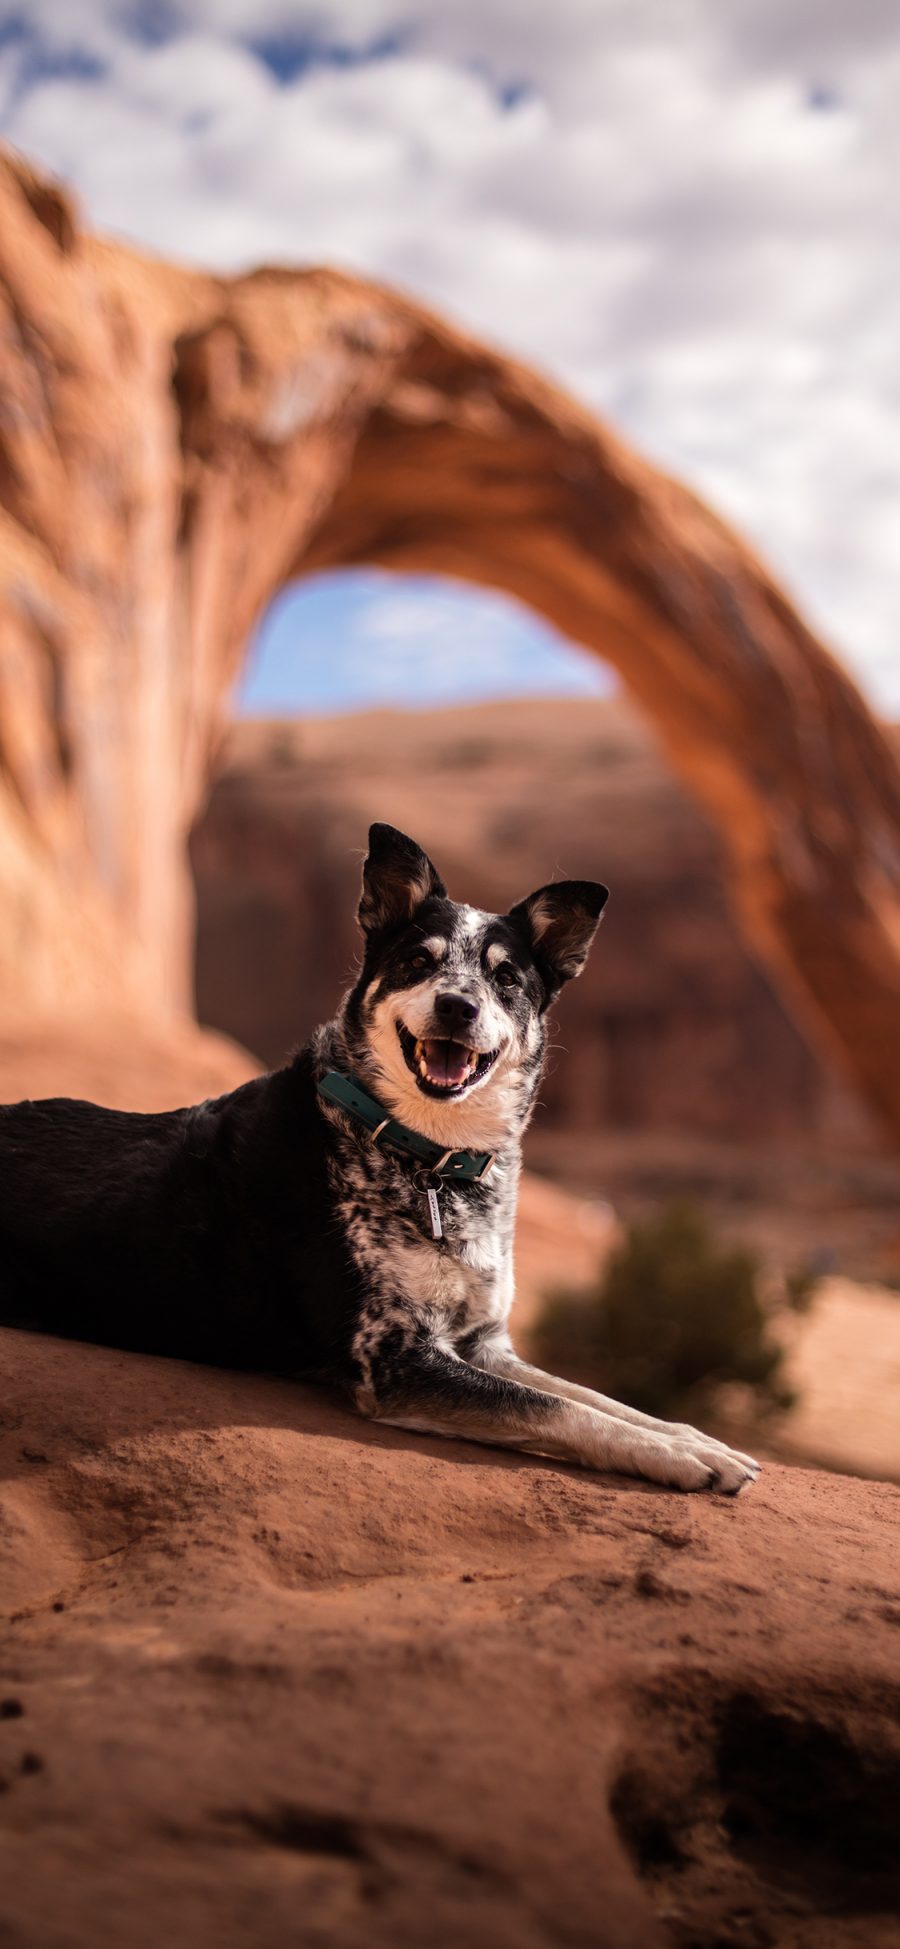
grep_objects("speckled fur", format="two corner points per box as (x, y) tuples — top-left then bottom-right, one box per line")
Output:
(0, 824), (760, 1496)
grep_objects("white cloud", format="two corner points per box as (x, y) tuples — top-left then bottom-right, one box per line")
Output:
(1, 3), (899, 711)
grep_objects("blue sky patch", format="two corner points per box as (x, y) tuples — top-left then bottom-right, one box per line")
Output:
(247, 27), (410, 85)
(237, 570), (614, 717)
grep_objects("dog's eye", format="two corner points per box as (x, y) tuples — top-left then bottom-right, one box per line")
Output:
(409, 951), (433, 973)
(494, 963), (520, 989)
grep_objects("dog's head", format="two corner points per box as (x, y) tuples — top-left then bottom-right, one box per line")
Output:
(340, 824), (608, 1151)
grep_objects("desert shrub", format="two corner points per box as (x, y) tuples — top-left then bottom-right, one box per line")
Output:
(532, 1200), (793, 1421)
(783, 1263), (820, 1314)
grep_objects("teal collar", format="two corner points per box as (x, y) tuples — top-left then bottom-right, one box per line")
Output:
(317, 1070), (496, 1183)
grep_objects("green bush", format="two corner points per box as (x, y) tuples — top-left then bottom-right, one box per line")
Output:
(532, 1200), (793, 1421)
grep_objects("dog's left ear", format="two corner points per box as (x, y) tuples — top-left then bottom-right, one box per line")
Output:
(359, 823), (447, 935)
(509, 880), (609, 995)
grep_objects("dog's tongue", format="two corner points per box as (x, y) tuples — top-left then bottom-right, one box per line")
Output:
(423, 1038), (471, 1088)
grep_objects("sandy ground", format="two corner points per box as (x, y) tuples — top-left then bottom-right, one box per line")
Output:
(2, 1327), (899, 1949)
(771, 1279), (900, 1482)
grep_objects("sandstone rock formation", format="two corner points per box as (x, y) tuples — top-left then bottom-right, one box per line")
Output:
(3, 1323), (899, 1949)
(2, 147), (900, 1146)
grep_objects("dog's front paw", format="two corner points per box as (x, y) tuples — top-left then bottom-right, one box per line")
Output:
(630, 1428), (760, 1495)
(670, 1422), (762, 1491)
(672, 1429), (760, 1495)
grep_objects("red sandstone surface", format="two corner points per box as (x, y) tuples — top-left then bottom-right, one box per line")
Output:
(2, 1326), (899, 1949)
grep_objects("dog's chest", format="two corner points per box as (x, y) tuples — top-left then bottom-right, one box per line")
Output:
(335, 1149), (513, 1342)
(387, 1225), (509, 1339)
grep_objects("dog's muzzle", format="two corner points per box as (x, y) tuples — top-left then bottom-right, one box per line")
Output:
(396, 1022), (500, 1098)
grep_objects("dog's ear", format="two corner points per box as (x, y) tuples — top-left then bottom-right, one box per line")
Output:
(509, 880), (608, 996)
(359, 824), (447, 935)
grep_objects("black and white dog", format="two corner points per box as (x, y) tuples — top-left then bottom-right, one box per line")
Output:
(0, 824), (759, 1495)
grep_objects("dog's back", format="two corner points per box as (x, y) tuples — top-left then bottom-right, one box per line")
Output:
(0, 1065), (363, 1373)
(1, 1095), (220, 1349)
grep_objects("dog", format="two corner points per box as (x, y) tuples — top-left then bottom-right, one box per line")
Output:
(0, 823), (759, 1495)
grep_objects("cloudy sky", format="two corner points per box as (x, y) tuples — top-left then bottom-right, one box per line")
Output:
(1, 1), (897, 716)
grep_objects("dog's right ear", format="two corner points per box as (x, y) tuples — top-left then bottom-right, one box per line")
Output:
(359, 824), (447, 935)
(509, 879), (608, 998)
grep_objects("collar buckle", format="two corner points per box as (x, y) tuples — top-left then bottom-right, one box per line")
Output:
(431, 1147), (495, 1180)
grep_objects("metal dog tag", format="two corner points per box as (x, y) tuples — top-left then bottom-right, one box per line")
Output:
(426, 1186), (442, 1240)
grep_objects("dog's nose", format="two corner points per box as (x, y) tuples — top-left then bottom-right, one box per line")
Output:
(434, 991), (480, 1032)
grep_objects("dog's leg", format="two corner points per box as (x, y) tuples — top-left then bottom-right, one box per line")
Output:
(470, 1333), (760, 1479)
(357, 1319), (757, 1494)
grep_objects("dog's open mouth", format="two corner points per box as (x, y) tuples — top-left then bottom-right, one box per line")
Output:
(397, 1022), (499, 1097)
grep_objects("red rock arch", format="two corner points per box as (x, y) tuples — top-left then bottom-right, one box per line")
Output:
(2, 151), (900, 1142)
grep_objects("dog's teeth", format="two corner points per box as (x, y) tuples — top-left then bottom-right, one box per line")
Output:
(404, 1033), (495, 1090)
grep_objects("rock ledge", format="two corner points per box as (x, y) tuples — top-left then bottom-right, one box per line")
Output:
(2, 1327), (898, 1949)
